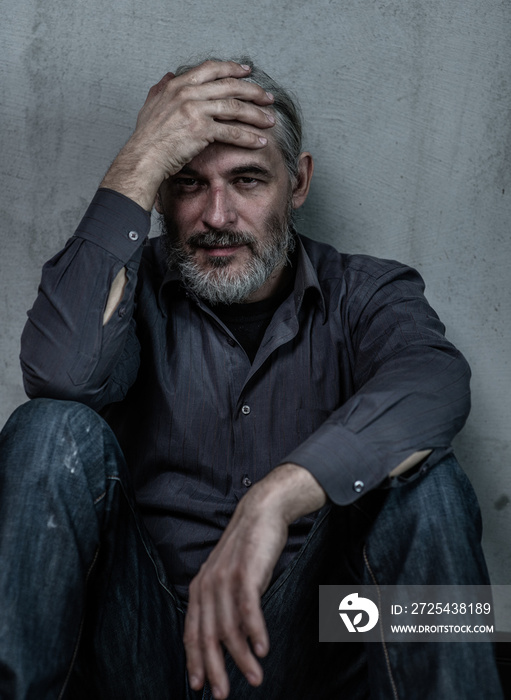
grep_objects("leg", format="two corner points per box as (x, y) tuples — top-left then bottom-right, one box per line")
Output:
(0, 399), (189, 700)
(357, 453), (504, 699)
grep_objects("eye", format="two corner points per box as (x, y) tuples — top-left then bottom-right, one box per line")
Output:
(174, 177), (199, 188)
(234, 176), (259, 187)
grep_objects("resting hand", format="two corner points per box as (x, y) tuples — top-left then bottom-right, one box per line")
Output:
(101, 60), (275, 210)
(183, 463), (326, 699)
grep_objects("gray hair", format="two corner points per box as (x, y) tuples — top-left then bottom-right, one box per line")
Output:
(174, 56), (303, 180)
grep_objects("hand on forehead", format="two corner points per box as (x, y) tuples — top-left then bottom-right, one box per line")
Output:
(100, 59), (292, 211)
(135, 60), (276, 173)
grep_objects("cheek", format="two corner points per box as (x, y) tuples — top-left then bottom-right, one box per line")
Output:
(166, 194), (206, 226)
(235, 199), (274, 230)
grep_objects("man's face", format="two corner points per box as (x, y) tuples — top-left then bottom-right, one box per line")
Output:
(157, 138), (297, 305)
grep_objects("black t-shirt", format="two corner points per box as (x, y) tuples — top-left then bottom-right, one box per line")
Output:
(211, 277), (295, 363)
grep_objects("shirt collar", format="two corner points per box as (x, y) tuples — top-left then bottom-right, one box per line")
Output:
(157, 233), (326, 322)
(292, 234), (327, 322)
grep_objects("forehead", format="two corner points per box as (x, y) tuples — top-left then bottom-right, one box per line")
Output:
(181, 136), (289, 179)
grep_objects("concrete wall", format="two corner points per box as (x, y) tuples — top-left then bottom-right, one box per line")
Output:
(2, 1), (510, 627)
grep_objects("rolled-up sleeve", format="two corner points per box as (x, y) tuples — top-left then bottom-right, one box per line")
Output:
(283, 259), (471, 505)
(20, 188), (150, 410)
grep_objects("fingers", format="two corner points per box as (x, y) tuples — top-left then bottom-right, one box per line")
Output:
(183, 589), (205, 692)
(238, 591), (270, 661)
(184, 574), (269, 699)
(215, 585), (265, 689)
(185, 576), (232, 700)
(183, 73), (274, 107)
(137, 60), (275, 164)
(207, 97), (275, 129)
(201, 589), (232, 699)
(211, 122), (270, 150)
(170, 88), (274, 138)
(167, 69), (275, 135)
(181, 59), (254, 87)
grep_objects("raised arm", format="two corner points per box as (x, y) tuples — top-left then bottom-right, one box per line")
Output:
(20, 61), (275, 408)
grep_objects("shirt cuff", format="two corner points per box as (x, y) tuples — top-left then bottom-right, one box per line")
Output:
(73, 188), (151, 263)
(282, 420), (390, 506)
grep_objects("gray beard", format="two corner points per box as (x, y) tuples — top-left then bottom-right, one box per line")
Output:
(161, 214), (296, 305)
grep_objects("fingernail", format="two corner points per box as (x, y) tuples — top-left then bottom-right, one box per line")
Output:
(241, 64), (250, 70)
(266, 113), (275, 123)
(266, 91), (274, 100)
(212, 686), (222, 699)
(255, 642), (265, 656)
(259, 137), (267, 145)
(190, 675), (200, 689)
(246, 672), (258, 685)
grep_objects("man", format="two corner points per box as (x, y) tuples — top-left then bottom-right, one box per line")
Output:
(0, 58), (503, 699)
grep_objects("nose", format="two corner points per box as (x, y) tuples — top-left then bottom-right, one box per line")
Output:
(201, 186), (237, 230)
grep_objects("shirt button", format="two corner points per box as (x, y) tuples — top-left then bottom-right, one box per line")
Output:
(128, 230), (139, 241)
(227, 337), (236, 347)
(118, 306), (126, 317)
(353, 480), (365, 493)
(241, 405), (251, 415)
(242, 475), (252, 488)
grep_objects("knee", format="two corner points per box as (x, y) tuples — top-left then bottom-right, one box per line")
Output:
(2, 399), (105, 457)
(0, 399), (118, 492)
(363, 454), (489, 584)
(367, 454), (481, 534)
(4, 398), (99, 433)
(397, 454), (482, 538)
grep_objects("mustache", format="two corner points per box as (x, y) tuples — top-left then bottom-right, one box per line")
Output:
(186, 229), (257, 250)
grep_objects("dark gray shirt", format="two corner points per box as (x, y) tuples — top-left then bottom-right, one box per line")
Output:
(21, 188), (471, 598)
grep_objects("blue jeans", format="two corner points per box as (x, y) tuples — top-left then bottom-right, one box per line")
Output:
(0, 399), (503, 699)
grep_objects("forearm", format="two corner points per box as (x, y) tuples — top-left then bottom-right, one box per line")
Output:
(103, 267), (128, 324)
(284, 347), (471, 504)
(252, 451), (432, 516)
(389, 449), (432, 477)
(100, 134), (166, 211)
(21, 189), (148, 407)
(245, 462), (327, 525)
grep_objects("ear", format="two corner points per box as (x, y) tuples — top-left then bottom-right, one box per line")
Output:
(154, 189), (163, 214)
(291, 152), (314, 210)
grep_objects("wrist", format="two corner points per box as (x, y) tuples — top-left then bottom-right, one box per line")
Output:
(248, 463), (327, 527)
(100, 139), (166, 211)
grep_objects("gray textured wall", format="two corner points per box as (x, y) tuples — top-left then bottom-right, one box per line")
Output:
(2, 1), (510, 627)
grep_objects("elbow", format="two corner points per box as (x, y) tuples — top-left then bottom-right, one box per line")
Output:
(22, 365), (75, 403)
(21, 358), (101, 410)
(458, 350), (472, 418)
(443, 349), (472, 436)
(20, 352), (52, 400)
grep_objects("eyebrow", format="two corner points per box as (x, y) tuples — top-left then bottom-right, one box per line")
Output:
(228, 164), (273, 178)
(178, 164), (274, 179)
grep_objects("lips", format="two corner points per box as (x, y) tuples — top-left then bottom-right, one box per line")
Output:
(201, 244), (246, 257)
(188, 230), (255, 250)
